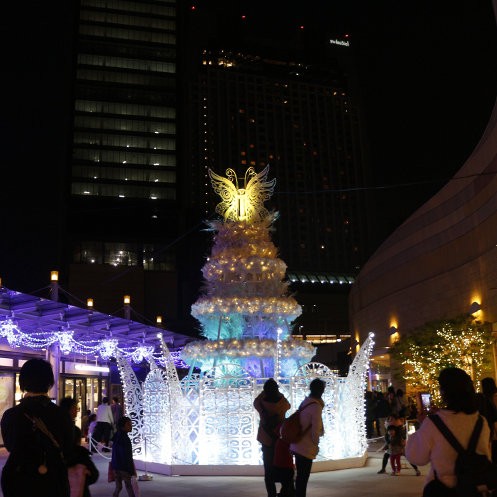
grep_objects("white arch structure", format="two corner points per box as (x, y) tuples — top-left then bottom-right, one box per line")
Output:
(117, 333), (375, 475)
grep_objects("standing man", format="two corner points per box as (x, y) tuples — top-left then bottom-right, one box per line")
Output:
(253, 378), (291, 497)
(111, 396), (123, 426)
(92, 397), (114, 452)
(289, 378), (325, 497)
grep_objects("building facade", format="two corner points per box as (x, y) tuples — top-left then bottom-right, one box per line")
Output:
(349, 92), (497, 389)
(64, 0), (193, 330)
(56, 1), (375, 360)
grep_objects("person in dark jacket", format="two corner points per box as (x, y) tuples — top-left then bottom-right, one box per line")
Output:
(0, 358), (74, 497)
(253, 378), (291, 497)
(477, 376), (497, 462)
(111, 416), (137, 497)
(374, 391), (391, 436)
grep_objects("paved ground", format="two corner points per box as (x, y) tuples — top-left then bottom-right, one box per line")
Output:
(0, 438), (427, 497)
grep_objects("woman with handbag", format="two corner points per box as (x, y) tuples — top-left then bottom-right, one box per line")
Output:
(1, 358), (75, 497)
(59, 396), (99, 497)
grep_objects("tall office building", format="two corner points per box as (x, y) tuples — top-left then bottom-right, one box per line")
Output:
(64, 0), (194, 329)
(59, 2), (374, 353)
(181, 6), (374, 345)
(186, 50), (370, 274)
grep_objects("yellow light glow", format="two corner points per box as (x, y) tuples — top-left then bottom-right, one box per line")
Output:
(50, 270), (59, 282)
(124, 295), (131, 305)
(87, 298), (94, 308)
(208, 165), (276, 222)
(470, 294), (481, 306)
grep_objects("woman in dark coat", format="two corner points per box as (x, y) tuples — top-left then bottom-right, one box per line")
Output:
(1, 358), (74, 497)
(253, 378), (291, 497)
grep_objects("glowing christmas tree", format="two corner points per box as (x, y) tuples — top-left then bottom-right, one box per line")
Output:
(184, 165), (314, 377)
(115, 165), (373, 469)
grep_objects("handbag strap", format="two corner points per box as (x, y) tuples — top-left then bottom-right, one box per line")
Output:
(24, 412), (62, 451)
(429, 414), (483, 454)
(296, 401), (317, 437)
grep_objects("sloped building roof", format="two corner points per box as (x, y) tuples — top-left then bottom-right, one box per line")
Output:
(0, 286), (194, 363)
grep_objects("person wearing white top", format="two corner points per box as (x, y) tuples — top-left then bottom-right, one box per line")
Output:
(406, 367), (491, 495)
(289, 378), (325, 497)
(92, 396), (115, 451)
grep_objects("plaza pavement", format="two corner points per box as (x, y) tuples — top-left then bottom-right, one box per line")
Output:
(0, 438), (427, 497)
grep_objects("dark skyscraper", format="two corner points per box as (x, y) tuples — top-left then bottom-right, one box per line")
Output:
(32, 0), (371, 345)
(181, 5), (372, 342)
(185, 49), (371, 275)
(17, 1), (492, 351)
(64, 0), (189, 328)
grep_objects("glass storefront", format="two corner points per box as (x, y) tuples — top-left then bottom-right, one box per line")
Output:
(62, 375), (108, 425)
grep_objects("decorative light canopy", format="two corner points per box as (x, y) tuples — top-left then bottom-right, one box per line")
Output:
(0, 318), (186, 366)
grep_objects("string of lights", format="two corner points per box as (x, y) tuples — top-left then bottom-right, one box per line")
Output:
(0, 318), (183, 365)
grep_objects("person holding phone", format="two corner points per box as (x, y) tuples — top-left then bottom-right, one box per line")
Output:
(406, 367), (491, 495)
(415, 392), (435, 426)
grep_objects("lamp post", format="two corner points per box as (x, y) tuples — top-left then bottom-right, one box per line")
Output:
(48, 271), (60, 400)
(50, 270), (59, 302)
(124, 295), (131, 320)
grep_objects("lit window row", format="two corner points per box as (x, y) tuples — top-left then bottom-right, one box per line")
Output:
(73, 148), (176, 167)
(81, 0), (175, 16)
(71, 182), (176, 200)
(75, 100), (176, 119)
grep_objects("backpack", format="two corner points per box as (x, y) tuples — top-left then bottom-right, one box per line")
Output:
(280, 403), (313, 444)
(429, 414), (497, 497)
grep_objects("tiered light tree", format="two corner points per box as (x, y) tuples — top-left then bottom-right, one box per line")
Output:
(113, 165), (374, 471)
(184, 165), (315, 376)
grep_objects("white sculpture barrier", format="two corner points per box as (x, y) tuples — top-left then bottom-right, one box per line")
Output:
(116, 333), (374, 474)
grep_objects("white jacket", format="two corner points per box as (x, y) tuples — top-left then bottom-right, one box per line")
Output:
(405, 409), (491, 488)
(96, 403), (114, 425)
(289, 397), (324, 460)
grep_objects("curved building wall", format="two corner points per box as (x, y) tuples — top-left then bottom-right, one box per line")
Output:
(349, 3), (497, 369)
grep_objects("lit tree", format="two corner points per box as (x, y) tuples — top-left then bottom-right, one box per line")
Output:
(183, 166), (314, 376)
(389, 315), (495, 405)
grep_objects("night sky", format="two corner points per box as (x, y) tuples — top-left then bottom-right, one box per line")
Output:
(197, 0), (497, 248)
(0, 0), (496, 292)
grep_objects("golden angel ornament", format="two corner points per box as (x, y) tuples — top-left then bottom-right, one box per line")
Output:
(208, 165), (276, 222)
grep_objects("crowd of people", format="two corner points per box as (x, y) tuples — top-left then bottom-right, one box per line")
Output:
(365, 386), (417, 439)
(0, 358), (135, 497)
(3, 358), (497, 497)
(368, 369), (497, 497)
